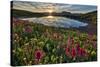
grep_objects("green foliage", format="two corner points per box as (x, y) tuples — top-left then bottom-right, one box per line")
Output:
(12, 19), (97, 66)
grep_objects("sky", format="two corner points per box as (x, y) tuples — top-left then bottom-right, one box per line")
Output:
(12, 1), (97, 14)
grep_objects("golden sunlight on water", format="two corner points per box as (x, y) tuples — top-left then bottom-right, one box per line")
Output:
(46, 15), (54, 18)
(44, 15), (56, 23)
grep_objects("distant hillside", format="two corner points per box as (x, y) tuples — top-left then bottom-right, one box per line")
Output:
(11, 9), (49, 18)
(80, 11), (97, 24)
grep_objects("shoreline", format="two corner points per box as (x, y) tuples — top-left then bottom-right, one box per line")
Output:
(12, 17), (97, 35)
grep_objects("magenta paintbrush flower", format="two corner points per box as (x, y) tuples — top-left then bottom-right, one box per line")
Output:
(71, 48), (76, 58)
(88, 32), (94, 40)
(24, 26), (32, 33)
(76, 43), (80, 51)
(65, 47), (70, 56)
(34, 49), (44, 61)
(78, 48), (86, 57)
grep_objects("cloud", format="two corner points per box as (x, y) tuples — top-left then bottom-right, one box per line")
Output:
(12, 1), (97, 13)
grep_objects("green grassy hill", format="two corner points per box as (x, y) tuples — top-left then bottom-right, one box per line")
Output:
(80, 11), (97, 24)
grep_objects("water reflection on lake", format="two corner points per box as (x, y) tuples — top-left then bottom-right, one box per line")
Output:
(21, 16), (88, 28)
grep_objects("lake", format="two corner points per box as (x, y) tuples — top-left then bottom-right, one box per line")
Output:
(20, 16), (88, 28)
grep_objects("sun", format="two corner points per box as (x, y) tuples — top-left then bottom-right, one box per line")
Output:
(48, 10), (53, 13)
